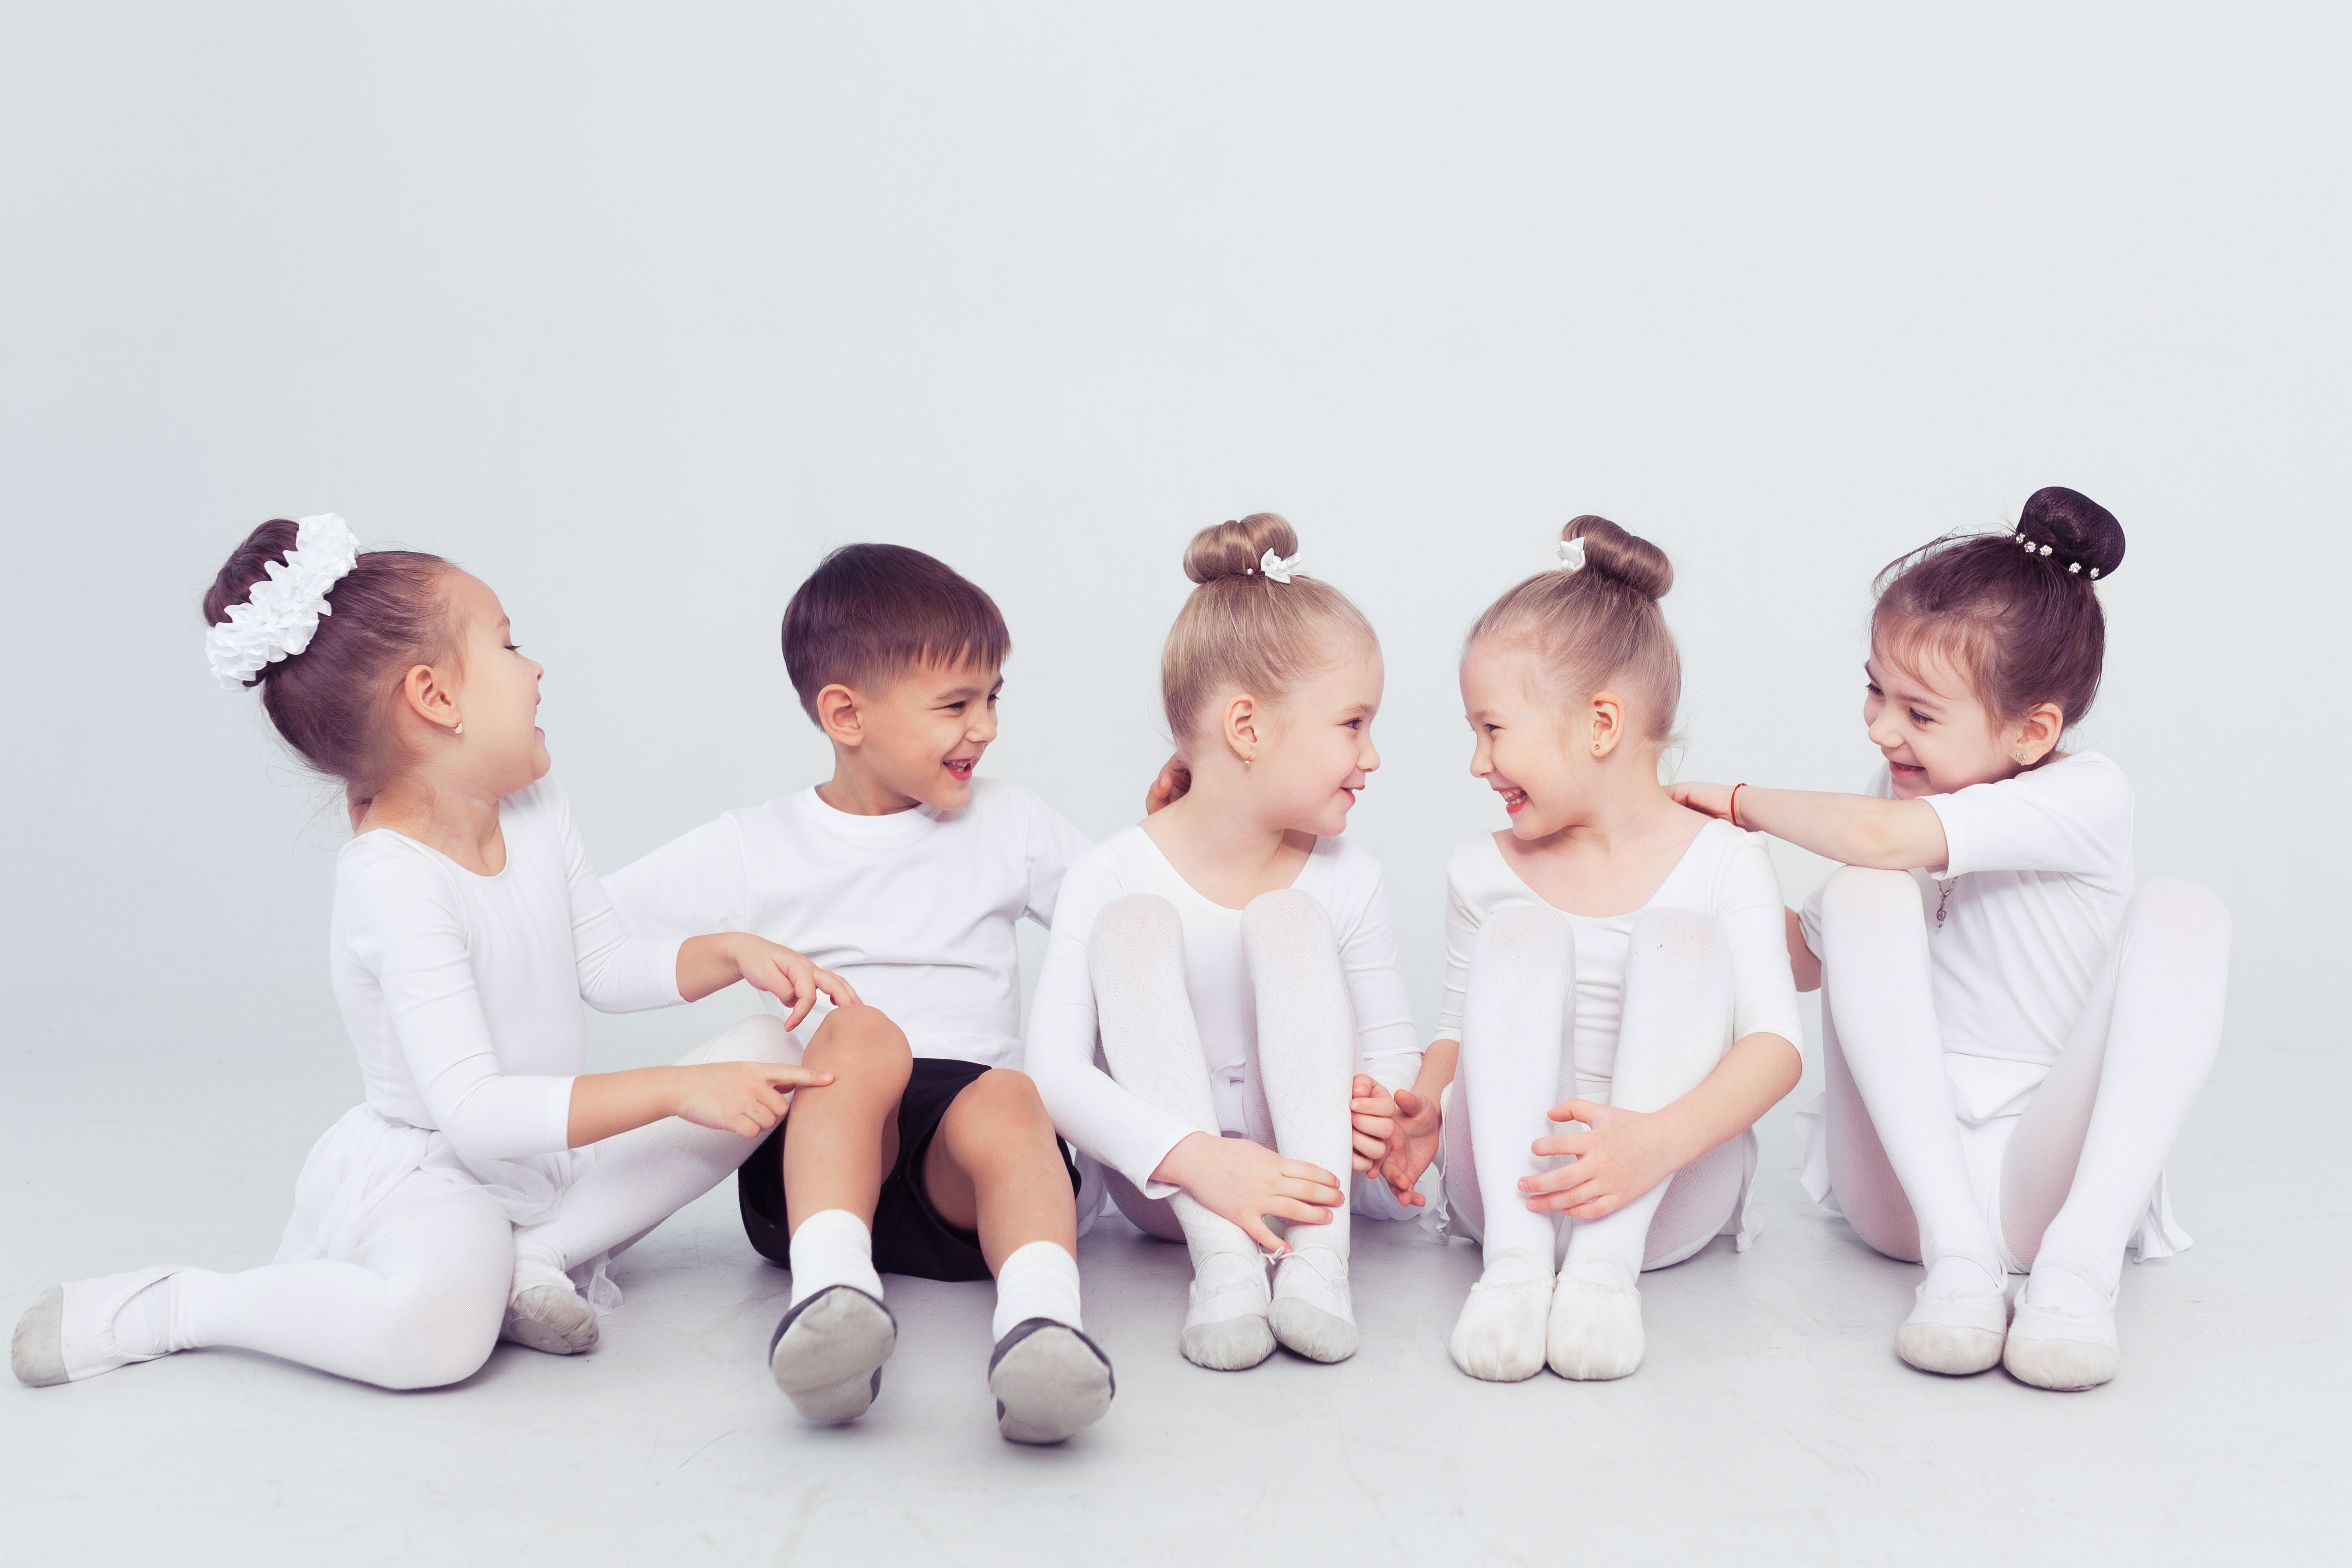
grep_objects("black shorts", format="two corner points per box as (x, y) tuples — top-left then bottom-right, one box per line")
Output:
(739, 1056), (1082, 1284)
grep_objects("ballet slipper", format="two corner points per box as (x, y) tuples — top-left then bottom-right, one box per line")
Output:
(1180, 1250), (1275, 1371)
(988, 1319), (1116, 1444)
(1895, 1269), (2010, 1376)
(1447, 1248), (1552, 1382)
(11, 1266), (185, 1387)
(500, 1280), (600, 1357)
(1546, 1255), (1646, 1381)
(2004, 1298), (2119, 1391)
(769, 1284), (897, 1423)
(1267, 1245), (1357, 1364)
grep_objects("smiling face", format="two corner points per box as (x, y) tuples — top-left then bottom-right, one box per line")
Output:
(437, 571), (550, 796)
(836, 658), (1002, 811)
(1459, 638), (1609, 839)
(1863, 638), (2058, 798)
(1235, 641), (1384, 837)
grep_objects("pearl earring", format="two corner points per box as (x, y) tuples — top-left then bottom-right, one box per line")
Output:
(454, 720), (465, 737)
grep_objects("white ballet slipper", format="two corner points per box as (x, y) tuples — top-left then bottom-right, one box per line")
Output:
(768, 1284), (897, 1423)
(1447, 1250), (1552, 1382)
(2003, 1297), (2120, 1391)
(11, 1266), (185, 1387)
(500, 1280), (599, 1357)
(988, 1318), (1116, 1444)
(1895, 1271), (2010, 1376)
(1268, 1245), (1358, 1364)
(1546, 1256), (1646, 1381)
(1180, 1250), (1275, 1371)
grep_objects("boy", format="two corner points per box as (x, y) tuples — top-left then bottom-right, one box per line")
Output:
(606, 543), (1111, 1445)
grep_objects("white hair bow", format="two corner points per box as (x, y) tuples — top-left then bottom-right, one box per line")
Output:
(1259, 548), (1301, 584)
(205, 513), (363, 688)
(1557, 535), (1586, 572)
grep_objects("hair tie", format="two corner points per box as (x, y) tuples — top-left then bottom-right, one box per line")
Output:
(1258, 548), (1300, 584)
(205, 514), (362, 688)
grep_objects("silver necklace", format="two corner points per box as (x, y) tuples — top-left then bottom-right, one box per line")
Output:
(1933, 874), (1960, 928)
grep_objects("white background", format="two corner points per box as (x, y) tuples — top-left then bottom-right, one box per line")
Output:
(4, 3), (2344, 1060)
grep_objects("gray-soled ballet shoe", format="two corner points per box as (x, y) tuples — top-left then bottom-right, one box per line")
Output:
(1267, 1246), (1358, 1364)
(1179, 1251), (1275, 1371)
(501, 1281), (600, 1356)
(988, 1318), (1115, 1445)
(11, 1288), (67, 1387)
(769, 1284), (897, 1423)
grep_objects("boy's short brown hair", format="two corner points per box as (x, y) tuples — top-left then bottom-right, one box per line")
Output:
(781, 543), (1012, 723)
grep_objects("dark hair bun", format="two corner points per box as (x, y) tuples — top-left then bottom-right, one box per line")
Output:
(1184, 513), (1300, 585)
(1564, 515), (1672, 600)
(2019, 486), (2125, 580)
(202, 519), (305, 683)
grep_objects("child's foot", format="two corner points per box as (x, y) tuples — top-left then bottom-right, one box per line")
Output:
(987, 1318), (1116, 1444)
(1180, 1250), (1275, 1371)
(2003, 1266), (2118, 1391)
(11, 1266), (185, 1387)
(500, 1274), (599, 1357)
(1546, 1255), (1644, 1380)
(1895, 1256), (2009, 1375)
(769, 1284), (897, 1423)
(1447, 1248), (1550, 1382)
(1268, 1245), (1358, 1364)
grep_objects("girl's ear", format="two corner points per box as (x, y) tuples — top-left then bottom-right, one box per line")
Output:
(2010, 701), (2065, 766)
(399, 662), (461, 733)
(1222, 692), (1260, 765)
(1587, 691), (1627, 759)
(816, 683), (865, 748)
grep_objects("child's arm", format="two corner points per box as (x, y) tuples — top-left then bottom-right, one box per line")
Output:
(1672, 781), (1948, 872)
(1359, 1041), (1454, 1205)
(1786, 906), (1822, 992)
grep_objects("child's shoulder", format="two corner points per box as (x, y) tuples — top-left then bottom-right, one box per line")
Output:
(1441, 831), (1510, 884)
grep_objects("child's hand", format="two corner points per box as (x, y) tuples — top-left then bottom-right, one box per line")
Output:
(1145, 755), (1191, 814)
(1155, 1131), (1343, 1254)
(671, 1060), (836, 1138)
(1519, 1098), (1682, 1221)
(1376, 1086), (1444, 1206)
(728, 935), (861, 1030)
(1669, 781), (1736, 822)
(1348, 1073), (1396, 1174)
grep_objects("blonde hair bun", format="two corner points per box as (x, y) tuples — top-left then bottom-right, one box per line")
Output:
(1565, 515), (1673, 601)
(1184, 513), (1300, 585)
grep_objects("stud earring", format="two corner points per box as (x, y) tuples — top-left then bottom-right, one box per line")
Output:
(454, 720), (465, 737)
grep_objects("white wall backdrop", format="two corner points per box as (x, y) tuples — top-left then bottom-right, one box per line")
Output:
(3, 4), (2344, 1067)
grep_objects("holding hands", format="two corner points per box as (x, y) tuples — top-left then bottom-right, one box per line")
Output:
(1351, 1074), (1443, 1207)
(1517, 1097), (1684, 1222)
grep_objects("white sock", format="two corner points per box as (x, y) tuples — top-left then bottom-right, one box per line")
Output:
(992, 1241), (1083, 1342)
(788, 1209), (882, 1307)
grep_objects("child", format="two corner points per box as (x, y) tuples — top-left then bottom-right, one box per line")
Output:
(1027, 514), (1443, 1372)
(12, 515), (844, 1392)
(1391, 517), (1804, 1383)
(1674, 486), (2230, 1390)
(605, 543), (1114, 1445)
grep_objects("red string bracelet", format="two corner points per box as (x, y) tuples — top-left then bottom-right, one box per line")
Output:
(1729, 782), (1748, 829)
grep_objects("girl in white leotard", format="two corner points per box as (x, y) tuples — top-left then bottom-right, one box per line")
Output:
(12, 514), (853, 1392)
(1675, 486), (2230, 1391)
(1386, 515), (1805, 1385)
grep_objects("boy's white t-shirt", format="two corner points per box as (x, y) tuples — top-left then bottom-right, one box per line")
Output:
(1026, 825), (1422, 1202)
(605, 777), (1093, 1069)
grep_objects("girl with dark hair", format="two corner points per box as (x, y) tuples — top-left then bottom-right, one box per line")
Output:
(1675, 488), (2231, 1391)
(12, 515), (855, 1392)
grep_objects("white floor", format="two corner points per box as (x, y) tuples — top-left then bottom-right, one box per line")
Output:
(2, 999), (2341, 1567)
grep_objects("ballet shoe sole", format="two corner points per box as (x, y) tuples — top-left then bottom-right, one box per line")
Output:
(11, 1288), (67, 1387)
(1267, 1298), (1358, 1364)
(1180, 1314), (1277, 1371)
(500, 1285), (600, 1357)
(1895, 1322), (2006, 1376)
(770, 1286), (896, 1423)
(988, 1320), (1116, 1445)
(2002, 1336), (2117, 1391)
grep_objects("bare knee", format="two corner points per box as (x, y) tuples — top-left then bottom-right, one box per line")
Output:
(941, 1069), (1057, 1163)
(803, 1005), (913, 1086)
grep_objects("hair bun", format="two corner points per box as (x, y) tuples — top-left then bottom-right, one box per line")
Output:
(2018, 487), (2125, 580)
(1564, 515), (1672, 600)
(1184, 513), (1300, 585)
(202, 518), (306, 680)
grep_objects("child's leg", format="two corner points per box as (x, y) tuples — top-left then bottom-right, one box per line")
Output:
(15, 1173), (514, 1393)
(1447, 901), (1574, 1381)
(1999, 880), (2230, 1389)
(1821, 996), (1924, 1263)
(1090, 893), (1274, 1371)
(1240, 888), (1360, 1363)
(1549, 907), (1735, 1379)
(767, 1005), (910, 1424)
(923, 1071), (1115, 1443)
(1818, 866), (2009, 1375)
(505, 1015), (799, 1354)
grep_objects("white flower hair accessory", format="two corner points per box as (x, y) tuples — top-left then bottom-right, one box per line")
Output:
(1258, 548), (1301, 584)
(1557, 535), (1587, 572)
(206, 513), (363, 689)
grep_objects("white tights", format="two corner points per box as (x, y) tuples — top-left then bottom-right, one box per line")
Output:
(148, 1016), (794, 1390)
(1441, 904), (1746, 1277)
(1089, 891), (1356, 1267)
(1819, 871), (2230, 1306)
